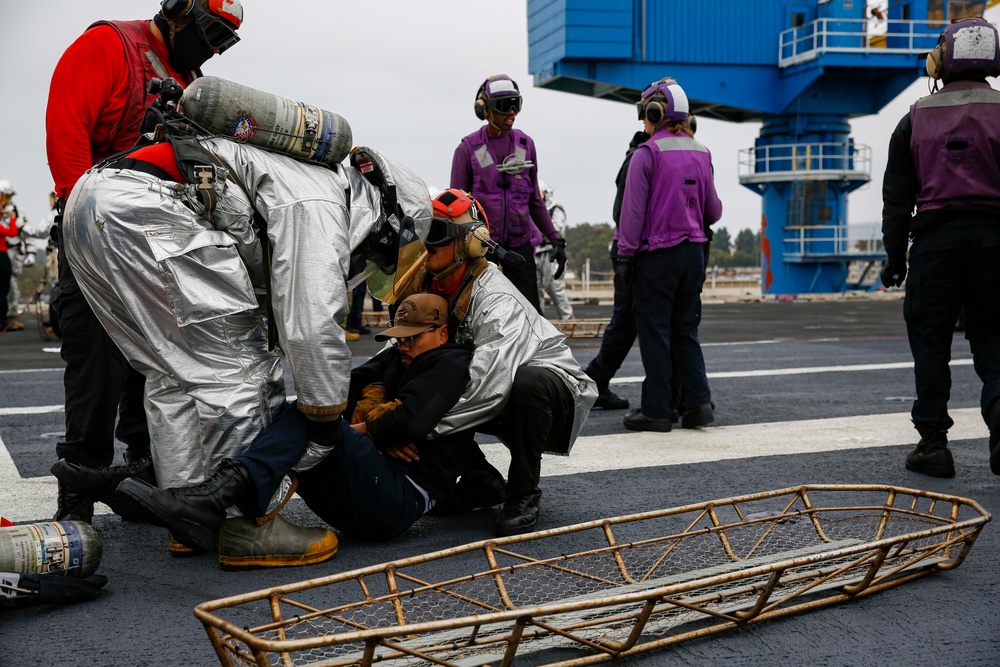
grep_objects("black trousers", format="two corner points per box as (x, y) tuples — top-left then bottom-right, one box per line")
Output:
(482, 365), (574, 499)
(499, 241), (542, 314)
(0, 252), (11, 324)
(904, 221), (1000, 434)
(586, 244), (636, 390)
(633, 243), (711, 420)
(54, 258), (149, 468)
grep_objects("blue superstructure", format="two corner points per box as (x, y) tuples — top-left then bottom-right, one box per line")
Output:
(528, 0), (988, 294)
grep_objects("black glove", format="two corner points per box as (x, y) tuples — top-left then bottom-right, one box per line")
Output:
(306, 417), (343, 450)
(549, 237), (567, 279)
(615, 256), (634, 286)
(880, 256), (907, 288)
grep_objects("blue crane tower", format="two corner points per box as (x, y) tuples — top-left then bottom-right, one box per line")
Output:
(527, 0), (992, 294)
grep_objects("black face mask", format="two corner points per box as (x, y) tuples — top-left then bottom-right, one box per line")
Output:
(153, 14), (215, 73)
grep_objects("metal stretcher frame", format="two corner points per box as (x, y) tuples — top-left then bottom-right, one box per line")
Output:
(194, 484), (990, 667)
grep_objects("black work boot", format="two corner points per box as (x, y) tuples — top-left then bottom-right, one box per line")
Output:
(430, 460), (507, 515)
(905, 432), (955, 478)
(496, 489), (542, 537)
(116, 459), (253, 551)
(681, 403), (715, 429)
(54, 481), (95, 523)
(593, 386), (629, 410)
(51, 455), (157, 521)
(988, 401), (1000, 476)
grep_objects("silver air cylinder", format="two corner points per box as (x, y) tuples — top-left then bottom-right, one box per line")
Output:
(181, 76), (353, 167)
(0, 521), (102, 577)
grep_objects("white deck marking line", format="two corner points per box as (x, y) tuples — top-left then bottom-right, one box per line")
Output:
(1, 408), (988, 523)
(607, 358), (971, 384)
(0, 360), (973, 416)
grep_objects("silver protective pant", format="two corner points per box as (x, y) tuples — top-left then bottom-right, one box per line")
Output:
(63, 168), (285, 489)
(535, 250), (574, 320)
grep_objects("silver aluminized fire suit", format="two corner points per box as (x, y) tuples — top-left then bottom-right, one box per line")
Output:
(62, 138), (430, 489)
(430, 261), (596, 453)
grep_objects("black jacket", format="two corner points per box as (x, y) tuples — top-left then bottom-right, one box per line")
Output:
(346, 342), (477, 502)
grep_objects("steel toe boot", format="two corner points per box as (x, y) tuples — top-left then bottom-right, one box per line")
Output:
(496, 489), (542, 537)
(905, 432), (954, 478)
(54, 482), (94, 523)
(217, 515), (338, 570)
(51, 455), (156, 521)
(116, 458), (252, 551)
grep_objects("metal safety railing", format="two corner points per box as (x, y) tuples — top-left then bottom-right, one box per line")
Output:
(738, 142), (872, 184)
(783, 222), (885, 259)
(779, 17), (942, 68)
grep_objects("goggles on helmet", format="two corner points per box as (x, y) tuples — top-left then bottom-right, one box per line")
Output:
(192, 1), (240, 53)
(426, 189), (488, 247)
(489, 95), (522, 115)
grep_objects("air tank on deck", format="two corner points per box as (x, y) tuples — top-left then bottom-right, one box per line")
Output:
(181, 76), (353, 167)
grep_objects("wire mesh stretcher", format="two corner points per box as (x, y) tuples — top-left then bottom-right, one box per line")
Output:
(195, 484), (990, 667)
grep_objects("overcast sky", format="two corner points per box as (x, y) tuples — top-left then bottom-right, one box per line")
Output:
(3, 1), (999, 237)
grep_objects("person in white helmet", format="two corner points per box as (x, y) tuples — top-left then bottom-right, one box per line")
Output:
(535, 181), (574, 320)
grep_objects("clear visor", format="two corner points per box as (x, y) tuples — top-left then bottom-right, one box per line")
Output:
(364, 223), (428, 304)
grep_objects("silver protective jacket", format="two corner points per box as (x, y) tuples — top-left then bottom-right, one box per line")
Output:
(63, 137), (429, 487)
(431, 263), (597, 452)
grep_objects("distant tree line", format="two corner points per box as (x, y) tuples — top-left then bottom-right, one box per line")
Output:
(562, 223), (762, 277)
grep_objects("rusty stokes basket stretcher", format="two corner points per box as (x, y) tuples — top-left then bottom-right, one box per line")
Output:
(194, 485), (990, 667)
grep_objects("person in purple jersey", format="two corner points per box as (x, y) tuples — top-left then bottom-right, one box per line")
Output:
(881, 17), (1000, 479)
(616, 78), (723, 433)
(450, 74), (566, 312)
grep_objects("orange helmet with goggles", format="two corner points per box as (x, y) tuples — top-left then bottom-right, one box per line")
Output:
(427, 189), (492, 260)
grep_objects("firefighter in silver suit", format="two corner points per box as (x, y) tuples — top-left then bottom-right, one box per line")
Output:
(59, 139), (431, 568)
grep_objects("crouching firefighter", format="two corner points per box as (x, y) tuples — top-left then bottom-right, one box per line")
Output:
(54, 80), (433, 568)
(398, 189), (597, 536)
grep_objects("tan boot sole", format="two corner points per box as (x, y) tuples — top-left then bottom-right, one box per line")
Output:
(218, 538), (338, 570)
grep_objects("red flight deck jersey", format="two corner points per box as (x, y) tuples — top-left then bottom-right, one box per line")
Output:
(46, 20), (195, 199)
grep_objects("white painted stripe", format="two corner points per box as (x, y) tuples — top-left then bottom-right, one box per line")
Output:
(0, 367), (63, 374)
(480, 407), (987, 480)
(1, 408), (987, 523)
(610, 358), (973, 385)
(0, 359), (973, 415)
(0, 405), (64, 416)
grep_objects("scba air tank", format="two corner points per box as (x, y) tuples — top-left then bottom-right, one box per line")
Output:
(0, 520), (102, 577)
(181, 76), (353, 167)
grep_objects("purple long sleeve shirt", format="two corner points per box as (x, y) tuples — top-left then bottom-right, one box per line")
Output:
(617, 128), (722, 257)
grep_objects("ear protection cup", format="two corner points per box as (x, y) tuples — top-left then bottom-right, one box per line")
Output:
(463, 225), (491, 259)
(644, 100), (666, 125)
(926, 44), (943, 79)
(474, 80), (488, 120)
(161, 0), (194, 20)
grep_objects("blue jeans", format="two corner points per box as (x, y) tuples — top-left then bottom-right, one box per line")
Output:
(904, 221), (1000, 433)
(633, 242), (711, 419)
(236, 403), (425, 541)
